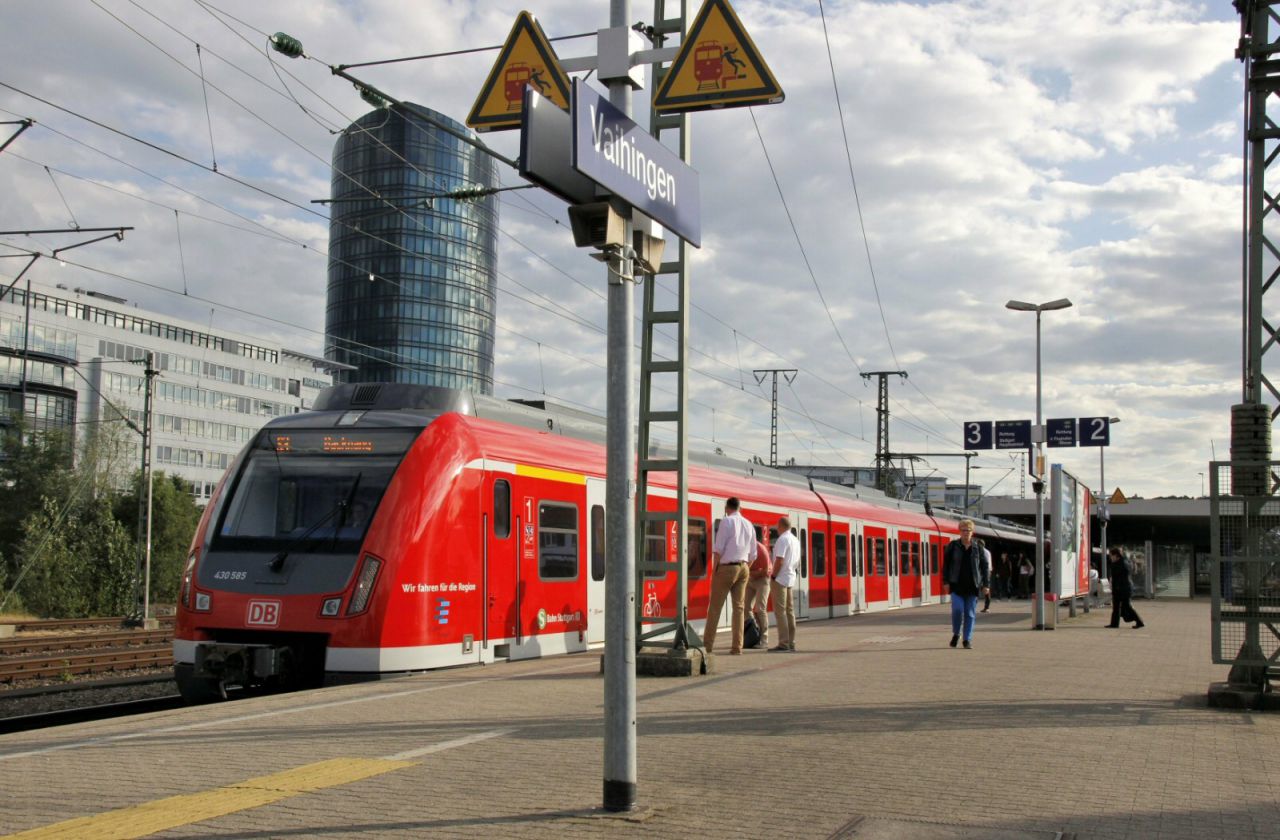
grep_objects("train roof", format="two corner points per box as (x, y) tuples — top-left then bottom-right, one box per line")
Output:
(289, 383), (1033, 542)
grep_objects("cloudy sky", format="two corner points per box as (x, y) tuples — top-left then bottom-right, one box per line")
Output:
(0, 0), (1241, 499)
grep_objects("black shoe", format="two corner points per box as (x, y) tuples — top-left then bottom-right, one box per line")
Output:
(1105, 624), (1119, 628)
(950, 634), (959, 648)
(963, 640), (972, 649)
(980, 608), (989, 613)
(1133, 622), (1144, 629)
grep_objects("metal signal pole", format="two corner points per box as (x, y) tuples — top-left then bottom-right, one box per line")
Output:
(753, 368), (796, 467)
(861, 370), (906, 494)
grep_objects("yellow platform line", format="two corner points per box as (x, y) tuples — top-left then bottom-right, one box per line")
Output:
(4, 757), (413, 840)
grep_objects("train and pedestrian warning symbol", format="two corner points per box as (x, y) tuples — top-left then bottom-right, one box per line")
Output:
(1109, 488), (1128, 505)
(653, 0), (784, 113)
(467, 11), (572, 132)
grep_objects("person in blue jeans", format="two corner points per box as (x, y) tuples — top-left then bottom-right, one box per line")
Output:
(942, 519), (991, 649)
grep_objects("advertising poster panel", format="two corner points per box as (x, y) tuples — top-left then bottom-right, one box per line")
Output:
(1050, 465), (1092, 599)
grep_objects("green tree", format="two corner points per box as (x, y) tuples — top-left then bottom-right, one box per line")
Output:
(12, 493), (135, 617)
(0, 426), (76, 590)
(114, 471), (203, 605)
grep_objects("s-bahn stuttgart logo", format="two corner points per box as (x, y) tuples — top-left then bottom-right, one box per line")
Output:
(246, 599), (281, 627)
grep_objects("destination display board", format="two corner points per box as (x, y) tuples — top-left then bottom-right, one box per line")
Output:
(995, 420), (1032, 449)
(1046, 418), (1077, 448)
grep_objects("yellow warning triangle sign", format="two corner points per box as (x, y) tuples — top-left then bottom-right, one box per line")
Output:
(1109, 488), (1128, 505)
(467, 12), (571, 133)
(653, 0), (784, 114)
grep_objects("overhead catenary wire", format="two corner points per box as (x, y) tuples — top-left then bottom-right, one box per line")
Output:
(2, 11), (901, 466)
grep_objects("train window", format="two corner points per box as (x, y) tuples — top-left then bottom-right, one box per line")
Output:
(890, 539), (898, 576)
(856, 534), (864, 577)
(835, 533), (848, 576)
(800, 528), (807, 578)
(872, 538), (886, 576)
(644, 520), (667, 578)
(909, 542), (919, 575)
(538, 502), (578, 580)
(930, 543), (940, 575)
(753, 524), (763, 543)
(811, 532), (826, 577)
(591, 505), (605, 582)
(768, 527), (779, 545)
(688, 518), (708, 579)
(493, 480), (511, 539)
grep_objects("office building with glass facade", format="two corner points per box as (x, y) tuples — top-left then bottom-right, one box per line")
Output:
(0, 280), (333, 502)
(327, 103), (499, 393)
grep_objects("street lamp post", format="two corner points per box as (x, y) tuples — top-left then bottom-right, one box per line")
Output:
(1006, 297), (1073, 630)
(1099, 416), (1120, 581)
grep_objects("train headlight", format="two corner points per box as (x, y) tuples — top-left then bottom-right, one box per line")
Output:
(180, 552), (197, 608)
(194, 592), (211, 611)
(320, 597), (342, 617)
(347, 555), (382, 615)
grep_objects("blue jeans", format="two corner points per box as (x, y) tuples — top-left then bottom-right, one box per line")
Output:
(950, 593), (979, 641)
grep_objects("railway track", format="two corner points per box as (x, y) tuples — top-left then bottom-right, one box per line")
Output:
(0, 644), (173, 682)
(5, 616), (175, 633)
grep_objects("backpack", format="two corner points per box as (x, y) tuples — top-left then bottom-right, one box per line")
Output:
(743, 616), (761, 649)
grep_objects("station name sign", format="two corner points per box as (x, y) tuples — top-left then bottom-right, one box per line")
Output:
(571, 80), (701, 245)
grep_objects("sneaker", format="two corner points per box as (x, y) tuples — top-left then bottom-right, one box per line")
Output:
(745, 642), (764, 649)
(963, 640), (972, 649)
(949, 634), (959, 648)
(769, 645), (789, 652)
(980, 608), (989, 613)
(787, 643), (797, 651)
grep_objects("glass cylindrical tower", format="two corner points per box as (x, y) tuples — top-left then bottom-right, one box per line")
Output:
(327, 103), (499, 393)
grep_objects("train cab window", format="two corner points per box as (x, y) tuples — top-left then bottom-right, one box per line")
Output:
(538, 502), (579, 579)
(688, 518), (708, 578)
(800, 528), (807, 578)
(493, 480), (511, 539)
(811, 532), (826, 577)
(835, 533), (848, 576)
(591, 505), (605, 582)
(644, 520), (667, 578)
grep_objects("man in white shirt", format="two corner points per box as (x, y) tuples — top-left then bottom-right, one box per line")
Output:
(706, 497), (755, 655)
(769, 516), (801, 652)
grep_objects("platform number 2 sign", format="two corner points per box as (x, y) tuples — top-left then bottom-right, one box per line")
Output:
(1078, 417), (1110, 447)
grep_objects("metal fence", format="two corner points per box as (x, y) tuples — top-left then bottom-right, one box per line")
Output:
(1210, 461), (1280, 668)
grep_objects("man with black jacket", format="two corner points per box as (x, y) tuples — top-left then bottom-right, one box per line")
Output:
(943, 519), (991, 649)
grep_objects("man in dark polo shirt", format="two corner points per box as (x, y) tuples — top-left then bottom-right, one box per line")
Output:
(943, 519), (991, 649)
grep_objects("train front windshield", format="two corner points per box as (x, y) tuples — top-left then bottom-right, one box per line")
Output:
(212, 428), (419, 553)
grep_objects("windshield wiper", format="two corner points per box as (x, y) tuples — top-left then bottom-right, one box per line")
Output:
(268, 473), (363, 573)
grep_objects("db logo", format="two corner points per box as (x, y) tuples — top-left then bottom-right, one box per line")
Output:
(246, 600), (281, 627)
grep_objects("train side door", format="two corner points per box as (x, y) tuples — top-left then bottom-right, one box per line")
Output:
(899, 531), (922, 605)
(888, 530), (902, 608)
(863, 526), (888, 609)
(832, 523), (851, 617)
(585, 478), (606, 645)
(794, 512), (810, 620)
(852, 521), (866, 613)
(485, 475), (518, 652)
(808, 519), (831, 619)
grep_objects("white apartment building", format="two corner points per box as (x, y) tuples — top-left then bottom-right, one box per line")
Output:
(0, 279), (334, 502)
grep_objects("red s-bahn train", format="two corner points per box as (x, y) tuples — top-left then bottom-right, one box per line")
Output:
(173, 384), (1031, 701)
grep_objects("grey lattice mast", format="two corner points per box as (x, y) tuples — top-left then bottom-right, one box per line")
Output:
(753, 369), (797, 467)
(1213, 0), (1278, 699)
(861, 370), (906, 495)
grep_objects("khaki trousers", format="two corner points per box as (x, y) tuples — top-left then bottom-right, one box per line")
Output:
(770, 580), (795, 648)
(745, 576), (770, 646)
(704, 563), (749, 653)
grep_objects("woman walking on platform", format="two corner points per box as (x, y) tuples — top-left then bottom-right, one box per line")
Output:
(1106, 546), (1144, 629)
